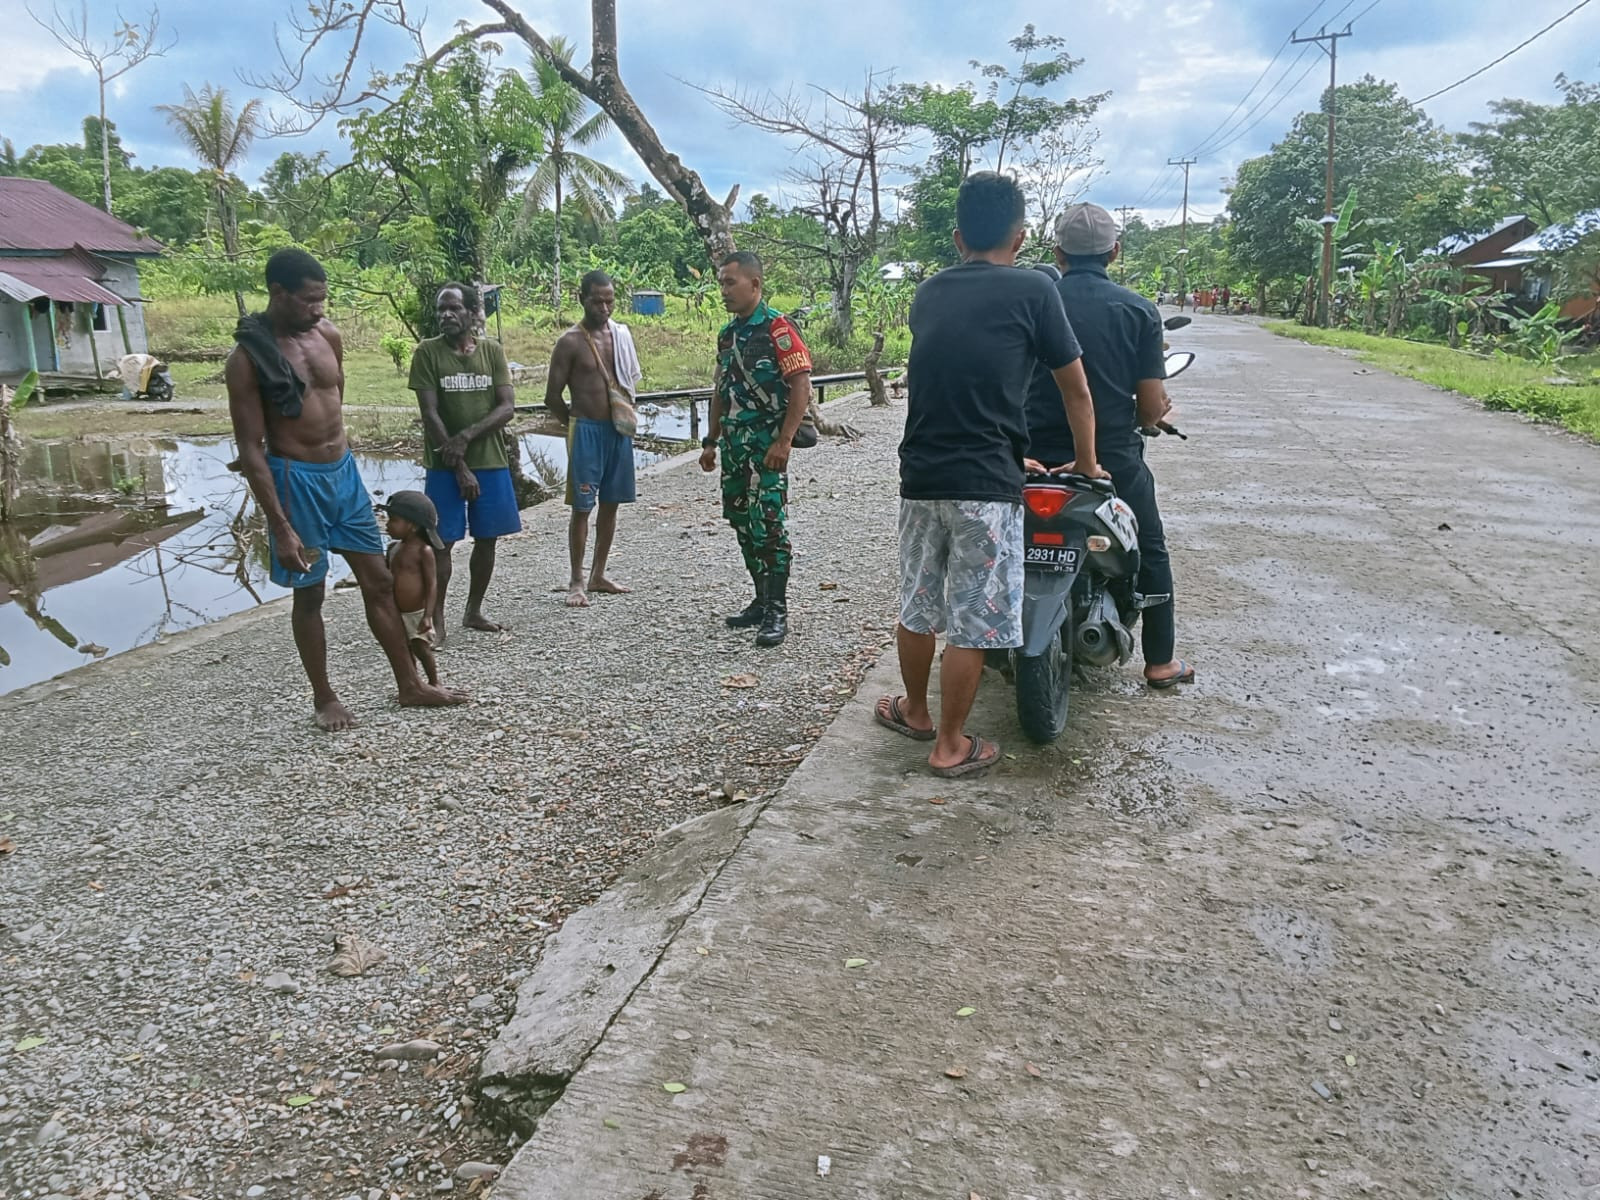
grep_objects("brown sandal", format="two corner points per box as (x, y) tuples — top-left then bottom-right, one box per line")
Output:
(931, 735), (1000, 779)
(874, 695), (936, 741)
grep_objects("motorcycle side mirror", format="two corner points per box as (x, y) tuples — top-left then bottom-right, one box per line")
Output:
(1164, 351), (1196, 378)
(1163, 315), (1192, 331)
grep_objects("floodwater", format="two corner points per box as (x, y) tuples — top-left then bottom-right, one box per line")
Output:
(0, 410), (688, 698)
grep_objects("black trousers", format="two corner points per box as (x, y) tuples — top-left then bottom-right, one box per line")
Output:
(1104, 450), (1175, 666)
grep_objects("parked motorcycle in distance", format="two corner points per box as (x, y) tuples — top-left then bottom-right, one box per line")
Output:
(116, 353), (174, 403)
(1007, 319), (1195, 743)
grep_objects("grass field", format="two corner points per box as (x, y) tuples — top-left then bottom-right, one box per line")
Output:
(20, 291), (903, 446)
(1270, 324), (1600, 441)
(142, 292), (905, 406)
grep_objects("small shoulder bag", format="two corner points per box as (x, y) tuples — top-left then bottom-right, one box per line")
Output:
(581, 327), (638, 438)
(726, 342), (818, 449)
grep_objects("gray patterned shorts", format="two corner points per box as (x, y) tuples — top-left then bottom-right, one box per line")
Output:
(897, 499), (1024, 649)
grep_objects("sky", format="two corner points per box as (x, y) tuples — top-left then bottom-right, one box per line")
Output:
(1, 0), (1597, 230)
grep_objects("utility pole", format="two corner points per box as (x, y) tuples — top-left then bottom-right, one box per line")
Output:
(1167, 157), (1196, 309)
(1293, 22), (1353, 328)
(1114, 205), (1136, 282)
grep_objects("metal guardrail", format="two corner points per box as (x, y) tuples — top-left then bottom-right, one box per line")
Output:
(514, 369), (902, 440)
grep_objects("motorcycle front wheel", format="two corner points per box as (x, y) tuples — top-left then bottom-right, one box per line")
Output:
(1014, 625), (1073, 744)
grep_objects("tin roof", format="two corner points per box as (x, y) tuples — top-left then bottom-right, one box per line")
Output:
(1432, 214), (1530, 258)
(1504, 208), (1600, 257)
(0, 253), (127, 306)
(0, 177), (164, 255)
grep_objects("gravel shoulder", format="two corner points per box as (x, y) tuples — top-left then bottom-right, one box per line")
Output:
(0, 392), (901, 1200)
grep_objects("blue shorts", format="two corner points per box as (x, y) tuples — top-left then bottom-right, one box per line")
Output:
(266, 451), (386, 589)
(565, 419), (637, 514)
(424, 467), (523, 544)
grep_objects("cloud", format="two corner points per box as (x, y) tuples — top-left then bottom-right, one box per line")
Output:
(0, 0), (1594, 231)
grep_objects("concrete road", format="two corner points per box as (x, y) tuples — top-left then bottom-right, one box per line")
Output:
(494, 317), (1600, 1199)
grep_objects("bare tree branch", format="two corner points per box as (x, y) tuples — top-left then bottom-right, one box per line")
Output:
(695, 70), (907, 342)
(26, 2), (175, 210)
(255, 0), (739, 263)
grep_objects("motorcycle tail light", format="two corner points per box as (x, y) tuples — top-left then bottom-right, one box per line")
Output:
(1087, 535), (1112, 552)
(1023, 487), (1069, 520)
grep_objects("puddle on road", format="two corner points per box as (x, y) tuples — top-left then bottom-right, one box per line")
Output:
(0, 411), (688, 698)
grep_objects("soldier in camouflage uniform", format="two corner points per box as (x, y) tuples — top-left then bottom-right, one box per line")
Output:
(698, 251), (814, 647)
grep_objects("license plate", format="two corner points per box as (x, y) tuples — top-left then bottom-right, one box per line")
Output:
(1024, 544), (1080, 570)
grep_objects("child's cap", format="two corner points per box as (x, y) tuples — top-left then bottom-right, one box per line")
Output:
(379, 490), (447, 550)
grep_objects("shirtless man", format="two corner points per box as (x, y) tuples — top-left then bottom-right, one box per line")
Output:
(226, 248), (465, 730)
(544, 270), (642, 607)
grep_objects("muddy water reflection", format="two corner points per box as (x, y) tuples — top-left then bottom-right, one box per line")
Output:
(0, 423), (678, 697)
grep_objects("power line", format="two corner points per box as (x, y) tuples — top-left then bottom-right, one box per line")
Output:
(1131, 162), (1180, 210)
(1416, 0), (1595, 104)
(1205, 53), (1324, 156)
(1185, 0), (1337, 159)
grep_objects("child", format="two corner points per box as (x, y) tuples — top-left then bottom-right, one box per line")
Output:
(379, 490), (446, 686)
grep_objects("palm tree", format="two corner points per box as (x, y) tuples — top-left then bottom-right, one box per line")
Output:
(157, 84), (263, 316)
(521, 37), (630, 311)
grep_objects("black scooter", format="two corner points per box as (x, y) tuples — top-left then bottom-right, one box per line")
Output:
(1006, 317), (1195, 743)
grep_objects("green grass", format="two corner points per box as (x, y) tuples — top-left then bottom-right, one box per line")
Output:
(155, 292), (905, 406)
(13, 403), (422, 443)
(1270, 323), (1600, 440)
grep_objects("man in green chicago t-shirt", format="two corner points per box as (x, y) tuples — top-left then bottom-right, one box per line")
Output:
(408, 282), (520, 638)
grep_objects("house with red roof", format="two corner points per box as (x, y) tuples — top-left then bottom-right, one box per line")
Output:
(0, 177), (164, 380)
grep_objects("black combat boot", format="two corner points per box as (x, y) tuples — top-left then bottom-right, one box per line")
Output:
(724, 572), (766, 628)
(755, 573), (788, 647)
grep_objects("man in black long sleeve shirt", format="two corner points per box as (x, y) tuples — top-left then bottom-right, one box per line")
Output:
(1026, 203), (1194, 688)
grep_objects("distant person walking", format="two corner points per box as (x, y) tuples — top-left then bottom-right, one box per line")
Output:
(225, 248), (464, 729)
(699, 251), (813, 648)
(544, 270), (644, 607)
(409, 283), (520, 637)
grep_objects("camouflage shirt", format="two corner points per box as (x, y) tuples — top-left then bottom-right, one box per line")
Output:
(715, 301), (813, 427)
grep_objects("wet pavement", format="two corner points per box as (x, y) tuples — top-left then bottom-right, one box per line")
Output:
(492, 314), (1600, 1199)
(3, 317), (1598, 1198)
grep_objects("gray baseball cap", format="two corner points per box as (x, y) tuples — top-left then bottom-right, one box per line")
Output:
(1054, 203), (1120, 255)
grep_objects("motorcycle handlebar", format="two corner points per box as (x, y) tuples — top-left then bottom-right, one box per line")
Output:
(1138, 420), (1187, 440)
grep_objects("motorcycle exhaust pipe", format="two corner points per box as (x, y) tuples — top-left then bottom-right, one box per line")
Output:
(1075, 621), (1121, 667)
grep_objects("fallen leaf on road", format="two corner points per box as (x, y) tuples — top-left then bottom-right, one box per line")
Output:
(844, 958), (868, 969)
(956, 1007), (976, 1018)
(1025, 1063), (1042, 1077)
(695, 946), (710, 956)
(285, 1095), (315, 1107)
(928, 797), (947, 805)
(603, 1117), (621, 1129)
(327, 934), (387, 978)
(87, 880), (104, 891)
(944, 1066), (968, 1079)
(663, 1082), (687, 1094)
(819, 582), (839, 591)
(1345, 1054), (1357, 1067)
(720, 673), (760, 689)
(0, 837), (15, 855)
(13, 1036), (46, 1052)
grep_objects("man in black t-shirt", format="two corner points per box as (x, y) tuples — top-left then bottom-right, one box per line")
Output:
(875, 172), (1105, 778)
(1026, 203), (1193, 688)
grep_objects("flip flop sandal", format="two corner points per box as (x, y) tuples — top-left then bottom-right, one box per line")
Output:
(1147, 660), (1196, 690)
(931, 735), (1001, 779)
(874, 695), (936, 741)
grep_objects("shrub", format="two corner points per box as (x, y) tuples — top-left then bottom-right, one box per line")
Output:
(1480, 385), (1575, 422)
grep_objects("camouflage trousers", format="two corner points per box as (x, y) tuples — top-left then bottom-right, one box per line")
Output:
(719, 422), (791, 579)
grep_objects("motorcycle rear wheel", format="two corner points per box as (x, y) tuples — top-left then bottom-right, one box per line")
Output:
(1015, 625), (1073, 744)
